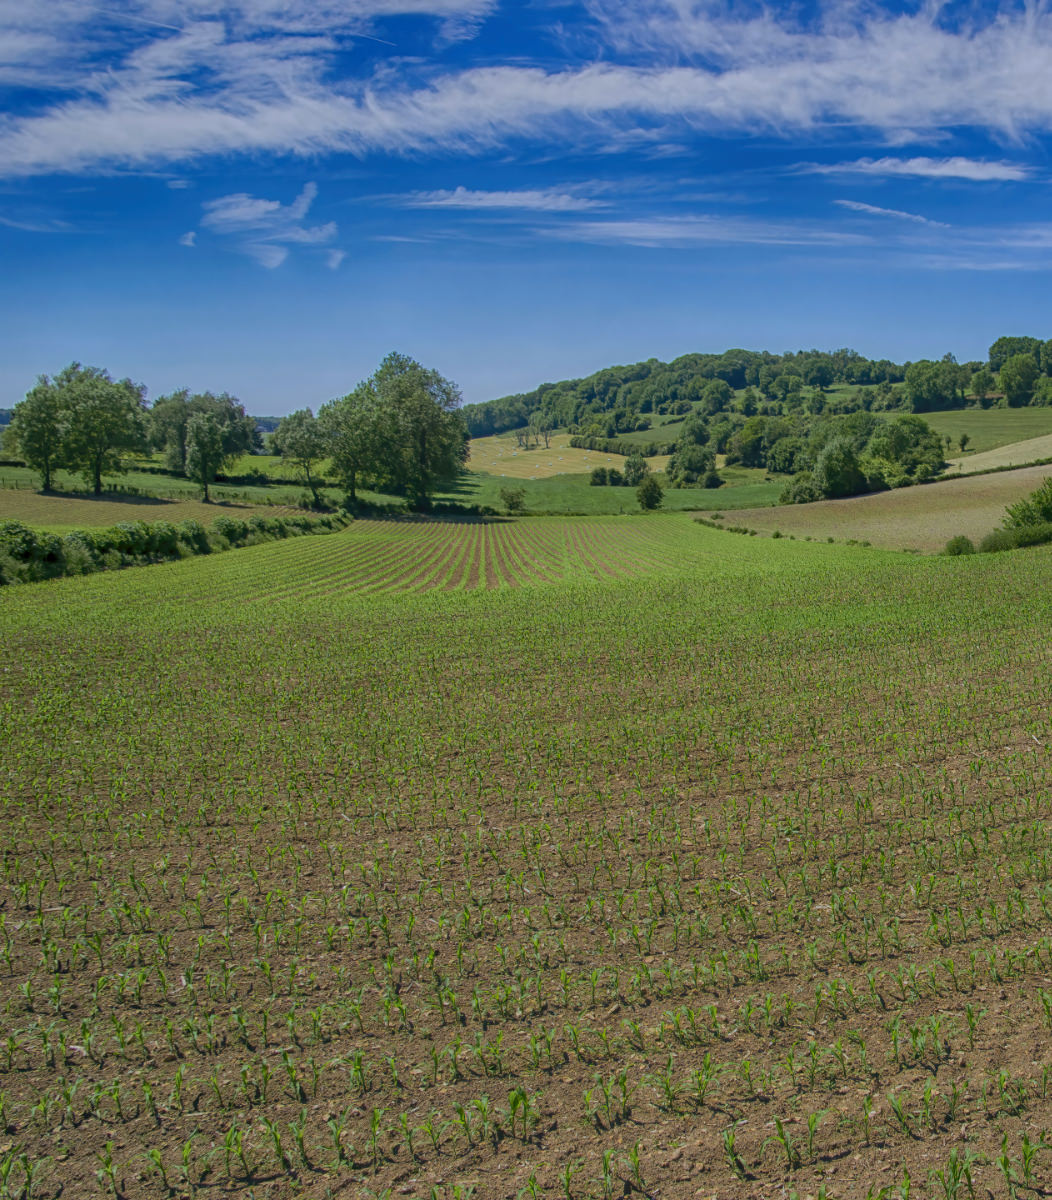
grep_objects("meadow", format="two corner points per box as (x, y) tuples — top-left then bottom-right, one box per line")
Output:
(710, 463), (1052, 552)
(2, 516), (1052, 1199)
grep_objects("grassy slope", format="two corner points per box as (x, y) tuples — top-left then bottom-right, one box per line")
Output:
(0, 489), (307, 533)
(710, 462), (1052, 551)
(923, 406), (1052, 453)
(3, 523), (1052, 1197)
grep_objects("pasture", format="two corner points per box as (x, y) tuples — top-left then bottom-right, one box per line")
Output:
(710, 463), (1052, 552)
(0, 488), (303, 533)
(923, 407), (1052, 455)
(2, 517), (1052, 1199)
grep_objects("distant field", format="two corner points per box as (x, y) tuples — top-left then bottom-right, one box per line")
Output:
(0, 489), (305, 532)
(438, 467), (781, 514)
(923, 406), (1052, 453)
(945, 432), (1052, 474)
(709, 463), (1052, 551)
(467, 432), (670, 478)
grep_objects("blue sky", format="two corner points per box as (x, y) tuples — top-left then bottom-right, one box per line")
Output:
(3, 1), (1052, 413)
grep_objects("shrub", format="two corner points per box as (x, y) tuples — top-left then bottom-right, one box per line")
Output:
(944, 535), (975, 556)
(177, 519), (211, 553)
(979, 529), (1015, 553)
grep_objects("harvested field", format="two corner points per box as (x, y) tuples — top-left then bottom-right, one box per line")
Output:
(709, 463), (1052, 551)
(3, 519), (1052, 1199)
(467, 432), (670, 479)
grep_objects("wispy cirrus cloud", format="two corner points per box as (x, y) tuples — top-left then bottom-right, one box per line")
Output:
(802, 157), (1032, 182)
(1, 3), (1052, 180)
(544, 214), (871, 249)
(198, 180), (340, 267)
(405, 185), (607, 211)
(834, 199), (949, 227)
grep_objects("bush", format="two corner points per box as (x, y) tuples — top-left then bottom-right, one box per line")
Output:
(177, 519), (211, 554)
(978, 529), (1016, 553)
(637, 476), (664, 510)
(944, 535), (975, 556)
(589, 467), (608, 486)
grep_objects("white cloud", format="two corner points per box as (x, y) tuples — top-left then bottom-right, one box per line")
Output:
(179, 229), (196, 245)
(198, 180), (337, 266)
(545, 214), (870, 249)
(405, 185), (606, 211)
(326, 248), (346, 268)
(835, 199), (949, 227)
(3, 3), (1052, 177)
(804, 157), (1031, 182)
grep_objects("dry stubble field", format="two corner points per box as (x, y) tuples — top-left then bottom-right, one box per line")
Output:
(1, 517), (1052, 1199)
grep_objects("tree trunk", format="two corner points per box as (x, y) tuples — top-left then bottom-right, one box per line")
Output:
(93, 458), (102, 495)
(203, 480), (210, 503)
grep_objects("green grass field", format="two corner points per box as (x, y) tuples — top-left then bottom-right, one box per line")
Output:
(923, 406), (1052, 453)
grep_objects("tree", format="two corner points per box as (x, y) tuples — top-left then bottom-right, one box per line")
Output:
(5, 375), (68, 490)
(958, 433), (970, 453)
(623, 454), (649, 486)
(988, 335), (1041, 374)
(364, 353), (469, 509)
(185, 413), (227, 502)
(589, 467), (608, 486)
(58, 364), (147, 495)
(499, 486), (526, 515)
(970, 369), (994, 406)
(813, 437), (865, 498)
(999, 353), (1039, 407)
(273, 409), (328, 505)
(637, 475), (663, 510)
(319, 386), (379, 504)
(151, 390), (257, 475)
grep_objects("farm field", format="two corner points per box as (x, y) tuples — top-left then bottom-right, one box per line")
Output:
(945, 433), (1052, 475)
(709, 463), (1052, 552)
(465, 433), (671, 479)
(923, 407), (1052, 454)
(3, 517), (1052, 1199)
(0, 488), (306, 533)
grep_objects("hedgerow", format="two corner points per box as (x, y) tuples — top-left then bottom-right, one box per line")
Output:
(0, 511), (349, 585)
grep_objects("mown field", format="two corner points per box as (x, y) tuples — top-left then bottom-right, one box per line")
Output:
(710, 464), (1052, 552)
(2, 517), (1052, 1199)
(946, 434), (1052, 475)
(924, 407), (1052, 455)
(0, 489), (304, 533)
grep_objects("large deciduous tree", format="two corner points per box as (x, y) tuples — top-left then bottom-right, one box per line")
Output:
(5, 375), (68, 491)
(323, 353), (469, 509)
(371, 353), (469, 508)
(273, 408), (328, 505)
(150, 390), (258, 474)
(56, 364), (148, 495)
(999, 353), (1039, 408)
(184, 412), (229, 502)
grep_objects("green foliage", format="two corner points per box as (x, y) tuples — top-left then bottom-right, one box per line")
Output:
(185, 413), (229, 502)
(0, 513), (347, 585)
(499, 486), (527, 515)
(1003, 476), (1052, 528)
(999, 353), (1040, 408)
(944, 535), (976, 556)
(636, 475), (663, 510)
(322, 353), (468, 509)
(812, 438), (865, 499)
(4, 377), (67, 491)
(272, 409), (328, 505)
(151, 390), (258, 475)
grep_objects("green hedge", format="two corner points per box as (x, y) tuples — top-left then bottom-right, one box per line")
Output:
(0, 512), (350, 586)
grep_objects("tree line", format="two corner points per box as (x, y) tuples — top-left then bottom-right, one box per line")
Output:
(461, 335), (1052, 443)
(3, 353), (469, 509)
